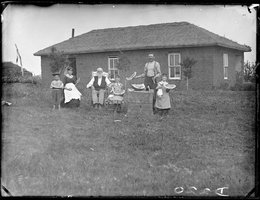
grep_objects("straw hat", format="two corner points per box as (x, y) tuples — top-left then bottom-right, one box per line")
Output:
(97, 67), (103, 73)
(148, 53), (155, 58)
(52, 72), (60, 76)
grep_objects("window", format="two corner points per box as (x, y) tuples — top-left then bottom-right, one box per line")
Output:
(108, 57), (119, 80)
(168, 53), (181, 79)
(223, 53), (228, 79)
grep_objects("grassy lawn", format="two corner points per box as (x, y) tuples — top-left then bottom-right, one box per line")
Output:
(1, 83), (255, 196)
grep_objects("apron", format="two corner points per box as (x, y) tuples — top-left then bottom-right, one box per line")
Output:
(155, 82), (171, 109)
(64, 83), (82, 103)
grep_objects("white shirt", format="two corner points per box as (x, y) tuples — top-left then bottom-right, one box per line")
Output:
(86, 76), (111, 88)
(65, 74), (73, 79)
(50, 80), (64, 89)
(145, 61), (161, 77)
(158, 80), (168, 87)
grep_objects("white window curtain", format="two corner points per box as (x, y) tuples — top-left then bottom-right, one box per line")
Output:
(108, 57), (119, 80)
(223, 54), (228, 79)
(168, 53), (181, 80)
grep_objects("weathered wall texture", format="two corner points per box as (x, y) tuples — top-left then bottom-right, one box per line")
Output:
(40, 46), (244, 90)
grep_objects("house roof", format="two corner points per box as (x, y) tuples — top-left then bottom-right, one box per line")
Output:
(34, 22), (251, 56)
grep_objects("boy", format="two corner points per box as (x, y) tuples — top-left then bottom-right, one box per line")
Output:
(50, 72), (64, 110)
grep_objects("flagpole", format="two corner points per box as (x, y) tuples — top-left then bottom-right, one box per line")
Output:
(15, 44), (24, 76)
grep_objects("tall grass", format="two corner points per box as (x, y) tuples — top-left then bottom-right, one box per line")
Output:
(2, 75), (42, 84)
(1, 83), (256, 196)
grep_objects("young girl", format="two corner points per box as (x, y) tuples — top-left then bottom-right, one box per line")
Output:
(155, 73), (171, 118)
(107, 75), (125, 112)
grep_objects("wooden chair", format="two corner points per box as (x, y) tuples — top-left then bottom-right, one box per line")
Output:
(90, 71), (110, 107)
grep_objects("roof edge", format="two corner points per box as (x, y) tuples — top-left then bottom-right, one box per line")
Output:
(34, 43), (251, 56)
(215, 43), (251, 52)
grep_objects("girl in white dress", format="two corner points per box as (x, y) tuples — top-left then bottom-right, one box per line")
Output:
(155, 73), (171, 118)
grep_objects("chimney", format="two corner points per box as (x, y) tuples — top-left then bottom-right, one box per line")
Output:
(71, 28), (75, 38)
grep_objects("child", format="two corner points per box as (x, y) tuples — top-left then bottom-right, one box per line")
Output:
(155, 73), (171, 118)
(107, 75), (125, 112)
(50, 72), (64, 110)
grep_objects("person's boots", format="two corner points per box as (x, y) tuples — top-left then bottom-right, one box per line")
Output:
(94, 104), (98, 109)
(164, 110), (169, 117)
(113, 104), (117, 112)
(116, 104), (121, 113)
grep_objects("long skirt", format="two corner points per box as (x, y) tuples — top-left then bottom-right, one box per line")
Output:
(61, 99), (80, 108)
(62, 83), (81, 108)
(155, 91), (171, 109)
(107, 94), (124, 104)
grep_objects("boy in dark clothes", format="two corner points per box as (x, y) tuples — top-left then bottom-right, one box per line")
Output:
(50, 72), (64, 110)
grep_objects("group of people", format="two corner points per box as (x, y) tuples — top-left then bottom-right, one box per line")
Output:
(50, 53), (172, 118)
(50, 66), (124, 110)
(50, 66), (82, 109)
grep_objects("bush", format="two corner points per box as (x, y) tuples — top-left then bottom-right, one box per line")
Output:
(31, 75), (42, 85)
(241, 82), (255, 91)
(2, 75), (42, 85)
(244, 61), (256, 83)
(2, 76), (18, 83)
(230, 82), (255, 91)
(218, 82), (230, 90)
(230, 83), (242, 91)
(48, 47), (66, 74)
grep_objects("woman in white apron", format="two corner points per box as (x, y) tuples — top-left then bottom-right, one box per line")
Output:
(62, 66), (82, 108)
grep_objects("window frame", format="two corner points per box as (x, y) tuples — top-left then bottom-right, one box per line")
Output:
(168, 53), (181, 80)
(108, 56), (119, 80)
(223, 53), (228, 80)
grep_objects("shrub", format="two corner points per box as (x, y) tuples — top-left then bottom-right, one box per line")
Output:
(230, 82), (255, 91)
(241, 82), (255, 91)
(48, 47), (66, 74)
(218, 82), (230, 90)
(2, 75), (42, 85)
(2, 76), (19, 83)
(230, 83), (241, 91)
(180, 57), (197, 90)
(31, 75), (42, 85)
(244, 61), (256, 83)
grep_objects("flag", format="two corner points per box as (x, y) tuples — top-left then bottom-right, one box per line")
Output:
(15, 44), (23, 76)
(15, 44), (22, 66)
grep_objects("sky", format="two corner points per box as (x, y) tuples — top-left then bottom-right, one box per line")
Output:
(2, 4), (256, 75)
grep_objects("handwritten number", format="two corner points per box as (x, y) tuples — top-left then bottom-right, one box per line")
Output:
(215, 187), (229, 196)
(174, 187), (184, 194)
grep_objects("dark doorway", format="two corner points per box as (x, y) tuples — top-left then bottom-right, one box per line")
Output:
(68, 57), (77, 77)
(60, 56), (77, 82)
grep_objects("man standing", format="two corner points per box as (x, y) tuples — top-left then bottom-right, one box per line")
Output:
(135, 53), (161, 112)
(135, 53), (161, 89)
(86, 67), (111, 109)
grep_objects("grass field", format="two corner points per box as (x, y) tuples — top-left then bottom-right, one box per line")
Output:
(1, 83), (255, 196)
